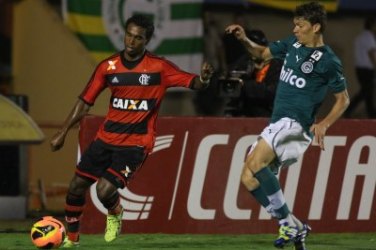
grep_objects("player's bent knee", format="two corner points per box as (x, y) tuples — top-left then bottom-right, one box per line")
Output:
(245, 155), (266, 174)
(99, 190), (119, 210)
(96, 178), (120, 210)
(102, 170), (127, 189)
(241, 164), (259, 190)
(241, 166), (250, 184)
(68, 175), (93, 196)
(247, 176), (260, 190)
(244, 156), (258, 173)
(96, 178), (117, 199)
(241, 173), (259, 191)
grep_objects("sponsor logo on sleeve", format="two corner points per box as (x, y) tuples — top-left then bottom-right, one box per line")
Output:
(107, 60), (118, 71)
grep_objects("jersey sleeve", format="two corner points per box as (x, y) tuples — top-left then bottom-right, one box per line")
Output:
(269, 35), (296, 60)
(79, 62), (108, 105)
(161, 59), (197, 88)
(326, 57), (347, 93)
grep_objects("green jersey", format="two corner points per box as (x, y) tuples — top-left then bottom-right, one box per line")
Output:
(269, 36), (347, 132)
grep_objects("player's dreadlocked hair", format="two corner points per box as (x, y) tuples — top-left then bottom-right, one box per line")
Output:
(125, 14), (155, 41)
(294, 1), (327, 33)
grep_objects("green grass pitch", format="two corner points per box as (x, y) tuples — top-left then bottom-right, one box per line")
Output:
(1, 218), (375, 249)
(1, 232), (375, 250)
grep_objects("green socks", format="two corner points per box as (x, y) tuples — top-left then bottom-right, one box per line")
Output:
(254, 167), (290, 220)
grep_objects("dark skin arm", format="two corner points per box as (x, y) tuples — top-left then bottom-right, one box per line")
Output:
(50, 99), (91, 152)
(191, 62), (214, 90)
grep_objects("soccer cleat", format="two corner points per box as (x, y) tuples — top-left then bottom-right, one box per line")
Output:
(104, 208), (124, 242)
(61, 237), (80, 248)
(273, 224), (298, 248)
(294, 223), (311, 250)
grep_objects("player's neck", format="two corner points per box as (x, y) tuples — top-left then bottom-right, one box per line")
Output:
(123, 49), (146, 62)
(305, 35), (324, 48)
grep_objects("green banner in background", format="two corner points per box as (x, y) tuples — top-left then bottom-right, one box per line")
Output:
(62, 0), (203, 73)
(247, 0), (339, 12)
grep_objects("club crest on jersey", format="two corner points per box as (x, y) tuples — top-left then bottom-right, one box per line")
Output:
(301, 61), (314, 74)
(107, 60), (118, 71)
(139, 74), (151, 85)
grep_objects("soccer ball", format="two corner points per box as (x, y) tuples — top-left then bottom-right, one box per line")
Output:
(30, 216), (66, 249)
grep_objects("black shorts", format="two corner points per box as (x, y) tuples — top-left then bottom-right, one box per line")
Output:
(77, 139), (147, 188)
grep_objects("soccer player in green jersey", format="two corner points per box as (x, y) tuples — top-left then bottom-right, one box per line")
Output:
(226, 2), (349, 249)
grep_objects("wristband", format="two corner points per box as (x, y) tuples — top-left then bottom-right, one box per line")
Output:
(200, 75), (210, 84)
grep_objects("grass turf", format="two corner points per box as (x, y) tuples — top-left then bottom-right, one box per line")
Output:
(0, 232), (375, 250)
(1, 218), (375, 249)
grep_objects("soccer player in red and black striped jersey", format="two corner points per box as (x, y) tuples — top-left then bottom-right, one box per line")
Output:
(50, 14), (213, 247)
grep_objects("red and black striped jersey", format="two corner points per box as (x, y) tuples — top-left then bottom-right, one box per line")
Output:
(79, 51), (197, 152)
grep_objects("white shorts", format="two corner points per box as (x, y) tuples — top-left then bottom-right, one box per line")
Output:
(249, 117), (312, 172)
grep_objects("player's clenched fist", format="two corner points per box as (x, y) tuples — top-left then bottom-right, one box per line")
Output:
(200, 62), (214, 82)
(225, 24), (247, 41)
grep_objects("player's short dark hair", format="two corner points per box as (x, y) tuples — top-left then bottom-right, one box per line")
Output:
(364, 17), (375, 30)
(125, 14), (155, 41)
(294, 1), (327, 33)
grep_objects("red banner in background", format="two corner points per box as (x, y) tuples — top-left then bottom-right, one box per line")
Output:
(78, 116), (376, 234)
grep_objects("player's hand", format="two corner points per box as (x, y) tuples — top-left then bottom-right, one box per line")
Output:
(310, 123), (328, 151)
(200, 62), (214, 83)
(225, 24), (246, 41)
(50, 131), (66, 152)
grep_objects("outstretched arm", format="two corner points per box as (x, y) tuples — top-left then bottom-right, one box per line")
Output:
(225, 24), (273, 62)
(310, 90), (350, 151)
(191, 62), (214, 90)
(50, 99), (91, 152)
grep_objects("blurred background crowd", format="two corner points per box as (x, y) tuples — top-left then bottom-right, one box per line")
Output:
(1, 0), (376, 119)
